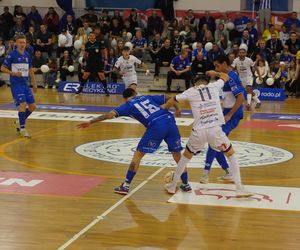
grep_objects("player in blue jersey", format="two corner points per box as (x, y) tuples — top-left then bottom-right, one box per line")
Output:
(77, 88), (191, 195)
(200, 55), (245, 184)
(1, 35), (37, 138)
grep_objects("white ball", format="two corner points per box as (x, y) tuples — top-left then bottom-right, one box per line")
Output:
(40, 65), (49, 73)
(74, 40), (82, 50)
(226, 22), (235, 31)
(192, 42), (197, 50)
(124, 41), (133, 50)
(58, 35), (67, 45)
(126, 32), (132, 40)
(111, 38), (117, 48)
(204, 42), (213, 52)
(68, 65), (75, 72)
(78, 56), (83, 64)
(164, 171), (175, 184)
(266, 77), (274, 86)
(179, 31), (187, 37)
(239, 43), (248, 52)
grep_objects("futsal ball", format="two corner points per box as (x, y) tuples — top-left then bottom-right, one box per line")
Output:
(124, 41), (133, 50)
(239, 43), (248, 52)
(78, 56), (83, 64)
(179, 31), (187, 37)
(74, 40), (82, 50)
(58, 35), (67, 45)
(164, 171), (175, 183)
(68, 65), (75, 72)
(126, 32), (132, 40)
(226, 22), (235, 31)
(266, 77), (274, 86)
(111, 38), (117, 48)
(40, 65), (50, 73)
(192, 42), (197, 50)
(204, 42), (213, 52)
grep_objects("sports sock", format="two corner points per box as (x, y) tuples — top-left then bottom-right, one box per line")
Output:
(215, 152), (229, 171)
(226, 154), (243, 190)
(25, 109), (32, 120)
(247, 93), (252, 105)
(172, 155), (190, 185)
(180, 171), (188, 184)
(252, 95), (261, 103)
(18, 111), (26, 129)
(204, 146), (217, 170)
(125, 170), (136, 184)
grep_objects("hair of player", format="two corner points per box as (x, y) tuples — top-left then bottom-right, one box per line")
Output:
(193, 75), (209, 85)
(15, 34), (27, 41)
(122, 46), (131, 51)
(123, 88), (137, 99)
(214, 55), (230, 66)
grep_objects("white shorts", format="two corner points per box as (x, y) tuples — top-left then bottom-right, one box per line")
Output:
(240, 76), (253, 87)
(122, 74), (138, 88)
(186, 126), (231, 155)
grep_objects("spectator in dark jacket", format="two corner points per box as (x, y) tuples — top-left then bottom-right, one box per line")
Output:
(43, 7), (59, 33)
(147, 10), (163, 36)
(59, 50), (74, 81)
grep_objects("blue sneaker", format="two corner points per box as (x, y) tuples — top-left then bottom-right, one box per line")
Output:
(180, 183), (192, 192)
(114, 183), (129, 195)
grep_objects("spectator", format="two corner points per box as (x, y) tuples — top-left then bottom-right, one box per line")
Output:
(128, 9), (139, 33)
(81, 7), (98, 27)
(0, 38), (5, 65)
(154, 38), (175, 78)
(240, 29), (255, 55)
(83, 21), (92, 36)
(112, 10), (124, 29)
(149, 33), (163, 63)
(60, 14), (76, 35)
(44, 57), (58, 89)
(132, 30), (147, 58)
(57, 29), (73, 57)
(59, 50), (74, 81)
(147, 10), (163, 37)
(285, 59), (298, 96)
(228, 52), (237, 65)
(199, 11), (216, 35)
(167, 49), (192, 91)
(215, 22), (229, 42)
(207, 43), (225, 63)
(25, 38), (34, 57)
(99, 10), (110, 36)
(255, 0), (272, 32)
(43, 7), (60, 33)
(234, 13), (251, 37)
(110, 17), (123, 39)
(171, 29), (184, 55)
(115, 39), (124, 57)
(279, 46), (293, 64)
(192, 42), (208, 61)
(198, 23), (209, 42)
(104, 48), (118, 83)
(266, 33), (283, 62)
(285, 32), (300, 56)
(155, 0), (176, 21)
(26, 6), (42, 30)
(99, 9), (111, 24)
(26, 25), (38, 49)
(202, 30), (215, 44)
(32, 50), (46, 74)
(36, 24), (53, 58)
(1, 7), (14, 40)
(218, 34), (232, 55)
(254, 58), (269, 86)
(184, 31), (199, 51)
(262, 24), (279, 41)
(191, 52), (211, 79)
(252, 39), (272, 63)
(13, 5), (26, 22)
(185, 9), (198, 31)
(246, 20), (258, 44)
(6, 39), (15, 55)
(283, 11), (300, 32)
(75, 27), (88, 46)
(274, 61), (288, 88)
(169, 18), (180, 31)
(279, 25), (289, 45)
(9, 17), (26, 38)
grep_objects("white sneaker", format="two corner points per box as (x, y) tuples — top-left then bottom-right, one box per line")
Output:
(164, 183), (176, 194)
(44, 85), (48, 89)
(200, 173), (209, 184)
(217, 173), (234, 183)
(236, 188), (253, 198)
(52, 85), (56, 89)
(20, 129), (31, 138)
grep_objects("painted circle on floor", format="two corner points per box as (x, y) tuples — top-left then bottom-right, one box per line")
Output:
(75, 138), (293, 168)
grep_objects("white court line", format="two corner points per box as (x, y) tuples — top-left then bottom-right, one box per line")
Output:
(57, 166), (168, 250)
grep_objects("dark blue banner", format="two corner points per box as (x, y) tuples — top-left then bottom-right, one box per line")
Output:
(58, 81), (125, 94)
(245, 0), (289, 11)
(86, 0), (155, 10)
(252, 88), (286, 101)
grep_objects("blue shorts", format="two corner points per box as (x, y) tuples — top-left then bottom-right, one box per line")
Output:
(222, 109), (243, 136)
(11, 84), (35, 106)
(137, 116), (182, 154)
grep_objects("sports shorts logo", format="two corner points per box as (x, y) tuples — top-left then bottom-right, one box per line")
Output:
(75, 138), (293, 168)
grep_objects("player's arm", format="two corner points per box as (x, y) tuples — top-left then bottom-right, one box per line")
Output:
(225, 93), (244, 122)
(163, 96), (178, 110)
(0, 65), (22, 77)
(206, 70), (229, 82)
(77, 110), (117, 128)
(140, 62), (150, 75)
(180, 65), (190, 74)
(165, 95), (181, 117)
(29, 68), (38, 92)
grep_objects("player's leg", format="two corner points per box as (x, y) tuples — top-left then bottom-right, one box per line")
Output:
(251, 85), (261, 109)
(166, 71), (176, 92)
(245, 85), (252, 110)
(97, 71), (109, 96)
(76, 71), (90, 94)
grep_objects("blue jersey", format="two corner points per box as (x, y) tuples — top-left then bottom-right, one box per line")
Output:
(223, 71), (244, 118)
(234, 17), (251, 32)
(171, 55), (190, 71)
(192, 48), (208, 60)
(279, 54), (293, 64)
(2, 49), (32, 86)
(114, 95), (172, 128)
(132, 37), (147, 48)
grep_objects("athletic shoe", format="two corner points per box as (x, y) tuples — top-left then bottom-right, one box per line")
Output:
(236, 188), (253, 198)
(255, 102), (261, 109)
(20, 129), (31, 138)
(200, 173), (209, 184)
(164, 182), (176, 194)
(217, 173), (234, 183)
(114, 183), (129, 195)
(52, 85), (56, 89)
(14, 119), (20, 133)
(180, 183), (192, 192)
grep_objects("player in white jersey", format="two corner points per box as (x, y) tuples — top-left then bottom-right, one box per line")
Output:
(232, 46), (261, 110)
(164, 73), (252, 198)
(113, 46), (149, 90)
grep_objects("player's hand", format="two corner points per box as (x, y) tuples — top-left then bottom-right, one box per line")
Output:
(32, 85), (38, 93)
(12, 72), (22, 77)
(76, 121), (92, 129)
(175, 109), (181, 117)
(206, 70), (218, 77)
(175, 71), (180, 76)
(224, 114), (232, 123)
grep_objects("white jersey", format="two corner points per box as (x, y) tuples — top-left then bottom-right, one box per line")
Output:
(232, 57), (254, 79)
(176, 79), (225, 129)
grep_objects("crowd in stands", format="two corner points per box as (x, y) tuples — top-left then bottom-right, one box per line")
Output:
(0, 5), (299, 96)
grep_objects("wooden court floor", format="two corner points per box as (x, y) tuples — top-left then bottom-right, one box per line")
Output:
(0, 85), (300, 250)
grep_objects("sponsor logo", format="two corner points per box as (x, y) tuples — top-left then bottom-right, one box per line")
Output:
(252, 88), (285, 101)
(63, 82), (81, 92)
(75, 138), (293, 168)
(168, 183), (300, 211)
